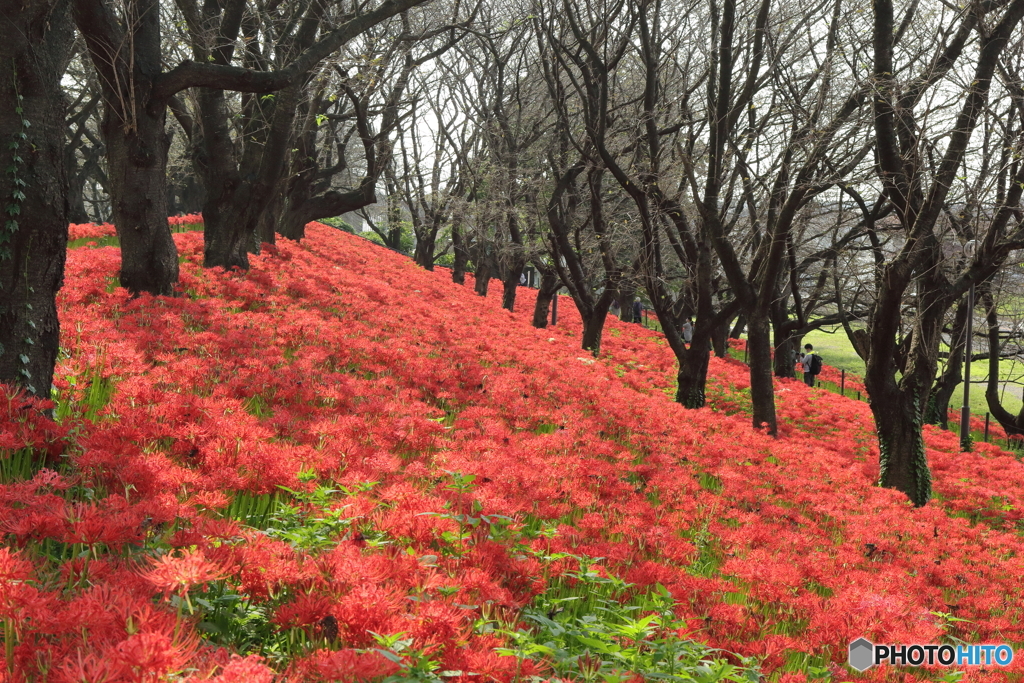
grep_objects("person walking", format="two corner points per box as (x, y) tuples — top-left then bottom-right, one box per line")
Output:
(682, 316), (693, 345)
(633, 299), (642, 324)
(800, 343), (822, 387)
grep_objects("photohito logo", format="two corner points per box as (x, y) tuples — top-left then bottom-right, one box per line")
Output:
(848, 638), (1014, 671)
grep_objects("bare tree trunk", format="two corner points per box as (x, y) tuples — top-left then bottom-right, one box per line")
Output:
(580, 289), (616, 353)
(747, 308), (778, 434)
(711, 316), (731, 358)
(74, 0), (179, 295)
(473, 253), (492, 296)
(619, 285), (636, 323)
(501, 260), (525, 311)
(532, 268), (561, 328)
(925, 297), (969, 428)
(678, 331), (713, 407)
(452, 218), (468, 284)
(104, 112), (179, 293)
(414, 227), (437, 270)
(730, 314), (746, 340)
(984, 290), (1024, 435)
(773, 333), (800, 378)
(0, 0), (72, 398)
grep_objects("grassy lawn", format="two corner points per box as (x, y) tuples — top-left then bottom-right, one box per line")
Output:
(802, 327), (865, 377)
(803, 325), (1024, 417)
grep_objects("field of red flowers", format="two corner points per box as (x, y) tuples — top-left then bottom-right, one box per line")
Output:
(2, 222), (1024, 681)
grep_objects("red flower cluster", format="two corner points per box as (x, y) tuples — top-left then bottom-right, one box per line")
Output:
(68, 215), (202, 241)
(1, 223), (1022, 681)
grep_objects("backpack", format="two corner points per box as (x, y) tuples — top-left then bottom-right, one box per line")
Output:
(809, 354), (823, 375)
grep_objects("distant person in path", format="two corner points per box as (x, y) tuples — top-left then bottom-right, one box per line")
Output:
(633, 300), (642, 323)
(801, 343), (822, 387)
(611, 299), (621, 318)
(681, 316), (693, 345)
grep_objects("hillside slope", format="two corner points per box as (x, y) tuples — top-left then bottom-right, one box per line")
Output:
(2, 224), (1022, 681)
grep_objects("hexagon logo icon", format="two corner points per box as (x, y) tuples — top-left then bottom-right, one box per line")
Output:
(849, 638), (875, 672)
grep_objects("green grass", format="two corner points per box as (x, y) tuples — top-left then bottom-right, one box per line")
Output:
(801, 328), (865, 378)
(802, 326), (1024, 417)
(67, 234), (121, 249)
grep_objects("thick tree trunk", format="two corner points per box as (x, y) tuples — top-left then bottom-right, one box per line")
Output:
(863, 247), (946, 507)
(532, 269), (561, 328)
(871, 382), (932, 506)
(452, 219), (468, 284)
(257, 191), (282, 245)
(580, 290), (615, 353)
(984, 291), (1024, 435)
(104, 115), (179, 293)
(414, 230), (436, 270)
(581, 301), (610, 356)
(75, 0), (179, 296)
(0, 0), (71, 398)
(677, 332), (712, 408)
(711, 316), (731, 358)
(730, 314), (746, 339)
(747, 308), (778, 435)
(201, 83), (301, 269)
(473, 255), (492, 297)
(202, 174), (260, 270)
(773, 332), (800, 378)
(501, 261), (525, 311)
(925, 297), (968, 428)
(68, 168), (91, 224)
(619, 286), (636, 323)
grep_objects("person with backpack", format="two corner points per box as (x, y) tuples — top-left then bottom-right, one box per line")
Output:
(801, 343), (822, 387)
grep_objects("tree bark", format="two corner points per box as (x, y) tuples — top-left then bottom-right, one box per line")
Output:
(580, 289), (616, 353)
(925, 297), (968, 428)
(747, 308), (778, 434)
(678, 328), (712, 408)
(74, 0), (180, 295)
(452, 217), (468, 284)
(501, 261), (525, 312)
(984, 290), (1024, 435)
(532, 268), (561, 328)
(773, 331), (800, 378)
(104, 109), (179, 293)
(872, 386), (933, 505)
(414, 227), (437, 270)
(0, 0), (72, 398)
(730, 314), (746, 339)
(619, 285), (636, 323)
(711, 315), (731, 358)
(473, 253), (492, 296)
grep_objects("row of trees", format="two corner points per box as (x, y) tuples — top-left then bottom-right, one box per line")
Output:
(6, 0), (1024, 507)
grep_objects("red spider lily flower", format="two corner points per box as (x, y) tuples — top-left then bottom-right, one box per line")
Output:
(142, 549), (226, 599)
(205, 655), (276, 683)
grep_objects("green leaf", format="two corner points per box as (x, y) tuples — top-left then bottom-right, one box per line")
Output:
(19, 354), (30, 364)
